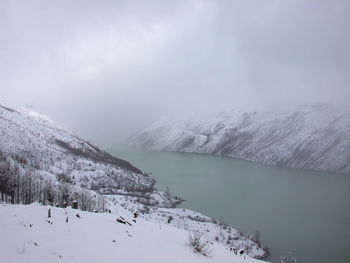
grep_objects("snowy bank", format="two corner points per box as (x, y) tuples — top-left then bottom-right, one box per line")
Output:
(0, 203), (267, 263)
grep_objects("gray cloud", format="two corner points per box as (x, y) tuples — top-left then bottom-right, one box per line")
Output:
(1, 0), (349, 145)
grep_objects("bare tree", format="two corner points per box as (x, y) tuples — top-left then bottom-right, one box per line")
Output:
(97, 195), (107, 212)
(78, 189), (96, 211)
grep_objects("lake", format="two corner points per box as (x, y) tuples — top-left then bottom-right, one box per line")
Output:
(110, 148), (350, 263)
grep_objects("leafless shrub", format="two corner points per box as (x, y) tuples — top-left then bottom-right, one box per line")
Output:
(187, 232), (211, 257)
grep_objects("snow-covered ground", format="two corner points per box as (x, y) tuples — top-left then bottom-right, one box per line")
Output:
(0, 203), (267, 263)
(110, 195), (267, 259)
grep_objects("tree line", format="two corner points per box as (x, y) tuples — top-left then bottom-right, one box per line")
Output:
(0, 151), (106, 212)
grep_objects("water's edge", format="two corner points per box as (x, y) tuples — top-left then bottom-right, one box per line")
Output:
(110, 147), (350, 263)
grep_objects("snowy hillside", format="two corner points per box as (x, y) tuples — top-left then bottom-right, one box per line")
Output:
(0, 103), (183, 208)
(0, 104), (154, 195)
(0, 103), (268, 259)
(0, 203), (266, 263)
(127, 104), (350, 174)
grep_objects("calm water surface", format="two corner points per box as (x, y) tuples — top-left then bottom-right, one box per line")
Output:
(110, 148), (350, 263)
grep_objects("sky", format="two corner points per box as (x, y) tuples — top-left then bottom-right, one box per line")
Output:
(1, 0), (350, 145)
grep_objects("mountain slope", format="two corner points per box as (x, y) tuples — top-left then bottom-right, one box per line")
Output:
(0, 103), (176, 206)
(0, 103), (268, 259)
(127, 104), (350, 174)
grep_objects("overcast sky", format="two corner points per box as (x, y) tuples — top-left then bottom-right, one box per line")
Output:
(1, 0), (350, 145)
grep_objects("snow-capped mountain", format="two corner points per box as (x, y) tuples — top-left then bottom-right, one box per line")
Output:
(127, 104), (350, 174)
(0, 103), (159, 198)
(0, 103), (268, 259)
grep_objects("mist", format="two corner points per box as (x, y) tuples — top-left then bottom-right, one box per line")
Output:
(1, 0), (350, 145)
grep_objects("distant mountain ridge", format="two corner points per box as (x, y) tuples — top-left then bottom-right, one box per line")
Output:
(127, 104), (350, 174)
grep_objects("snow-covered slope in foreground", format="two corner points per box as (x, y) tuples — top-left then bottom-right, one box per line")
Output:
(127, 104), (350, 174)
(0, 203), (265, 263)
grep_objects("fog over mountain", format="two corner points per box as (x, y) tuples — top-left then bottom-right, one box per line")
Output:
(1, 0), (350, 145)
(127, 104), (350, 174)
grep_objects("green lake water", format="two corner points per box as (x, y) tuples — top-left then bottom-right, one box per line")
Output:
(110, 148), (350, 263)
